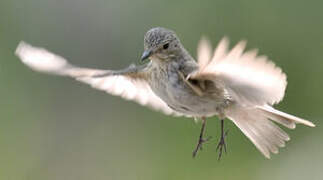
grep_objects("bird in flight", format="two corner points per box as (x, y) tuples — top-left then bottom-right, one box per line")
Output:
(15, 27), (315, 159)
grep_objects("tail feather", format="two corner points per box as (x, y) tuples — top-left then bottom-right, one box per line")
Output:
(227, 105), (314, 158)
(258, 105), (315, 128)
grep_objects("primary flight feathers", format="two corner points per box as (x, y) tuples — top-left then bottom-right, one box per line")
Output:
(15, 41), (181, 116)
(195, 37), (287, 106)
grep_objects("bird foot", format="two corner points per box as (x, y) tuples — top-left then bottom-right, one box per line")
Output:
(216, 130), (228, 160)
(192, 136), (212, 158)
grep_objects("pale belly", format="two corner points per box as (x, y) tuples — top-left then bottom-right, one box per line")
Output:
(149, 67), (228, 117)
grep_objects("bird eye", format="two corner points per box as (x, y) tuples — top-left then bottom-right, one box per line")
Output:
(163, 43), (169, 49)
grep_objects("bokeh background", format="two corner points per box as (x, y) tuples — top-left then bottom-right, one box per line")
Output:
(1, 0), (322, 179)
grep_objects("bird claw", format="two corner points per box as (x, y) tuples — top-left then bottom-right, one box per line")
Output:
(216, 130), (229, 160)
(192, 136), (212, 158)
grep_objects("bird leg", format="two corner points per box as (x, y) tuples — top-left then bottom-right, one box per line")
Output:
(192, 117), (211, 157)
(216, 119), (228, 160)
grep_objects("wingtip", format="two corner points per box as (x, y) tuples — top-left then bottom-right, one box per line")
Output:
(197, 36), (213, 68)
(15, 41), (28, 58)
(14, 41), (69, 74)
(198, 35), (212, 49)
(199, 35), (209, 42)
(308, 121), (316, 127)
(220, 36), (230, 45)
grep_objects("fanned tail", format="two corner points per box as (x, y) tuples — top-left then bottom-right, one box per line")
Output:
(227, 105), (315, 158)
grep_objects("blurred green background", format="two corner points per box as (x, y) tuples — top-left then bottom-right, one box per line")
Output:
(1, 0), (322, 179)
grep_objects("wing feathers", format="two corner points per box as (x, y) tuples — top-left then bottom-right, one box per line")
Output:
(207, 37), (229, 68)
(194, 37), (287, 106)
(15, 41), (182, 116)
(16, 41), (70, 75)
(197, 37), (212, 69)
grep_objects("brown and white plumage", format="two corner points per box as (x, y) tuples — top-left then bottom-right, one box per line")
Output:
(195, 37), (287, 106)
(193, 38), (315, 158)
(15, 27), (315, 159)
(15, 41), (182, 116)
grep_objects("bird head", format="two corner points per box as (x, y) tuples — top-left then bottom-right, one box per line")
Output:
(141, 27), (183, 62)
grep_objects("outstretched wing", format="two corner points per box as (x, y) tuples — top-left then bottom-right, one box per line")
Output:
(193, 37), (287, 106)
(15, 41), (182, 116)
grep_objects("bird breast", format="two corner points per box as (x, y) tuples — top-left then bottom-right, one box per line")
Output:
(148, 62), (228, 117)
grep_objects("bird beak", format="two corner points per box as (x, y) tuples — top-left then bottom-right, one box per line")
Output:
(141, 50), (152, 61)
